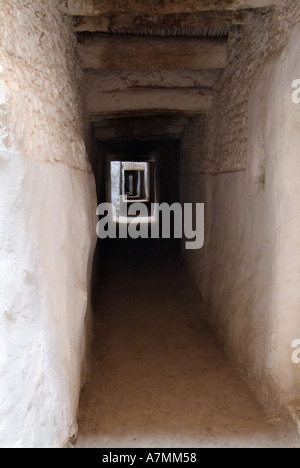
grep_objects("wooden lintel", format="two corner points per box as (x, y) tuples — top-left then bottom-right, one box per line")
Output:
(78, 35), (227, 71)
(87, 87), (213, 115)
(73, 10), (247, 34)
(62, 0), (276, 17)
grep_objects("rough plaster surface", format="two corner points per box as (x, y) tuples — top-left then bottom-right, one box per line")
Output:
(180, 116), (207, 176)
(181, 0), (300, 173)
(0, 0), (97, 447)
(0, 0), (89, 171)
(180, 24), (300, 416)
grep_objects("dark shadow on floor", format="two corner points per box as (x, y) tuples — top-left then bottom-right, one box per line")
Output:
(76, 238), (297, 448)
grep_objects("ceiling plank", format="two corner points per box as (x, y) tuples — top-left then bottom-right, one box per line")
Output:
(92, 115), (188, 128)
(78, 35), (227, 71)
(95, 127), (185, 141)
(61, 0), (276, 16)
(87, 87), (213, 115)
(85, 69), (221, 93)
(94, 115), (187, 140)
(89, 111), (195, 122)
(73, 10), (246, 34)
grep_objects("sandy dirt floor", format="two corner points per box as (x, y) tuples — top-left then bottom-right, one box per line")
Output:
(75, 240), (299, 448)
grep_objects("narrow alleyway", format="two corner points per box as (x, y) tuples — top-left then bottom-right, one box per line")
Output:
(75, 240), (297, 448)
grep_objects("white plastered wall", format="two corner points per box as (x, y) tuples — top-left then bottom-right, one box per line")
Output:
(180, 23), (300, 414)
(0, 1), (97, 447)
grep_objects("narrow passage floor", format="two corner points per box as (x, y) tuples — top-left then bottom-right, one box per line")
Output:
(75, 240), (297, 448)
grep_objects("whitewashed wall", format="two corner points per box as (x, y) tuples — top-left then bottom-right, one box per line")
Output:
(180, 17), (300, 421)
(0, 0), (97, 447)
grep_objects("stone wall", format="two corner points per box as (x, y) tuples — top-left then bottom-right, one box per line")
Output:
(0, 0), (97, 447)
(180, 0), (300, 417)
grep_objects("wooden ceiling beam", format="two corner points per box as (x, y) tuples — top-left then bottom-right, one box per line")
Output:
(73, 10), (247, 34)
(93, 115), (187, 140)
(61, 0), (276, 16)
(78, 35), (227, 71)
(87, 87), (213, 115)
